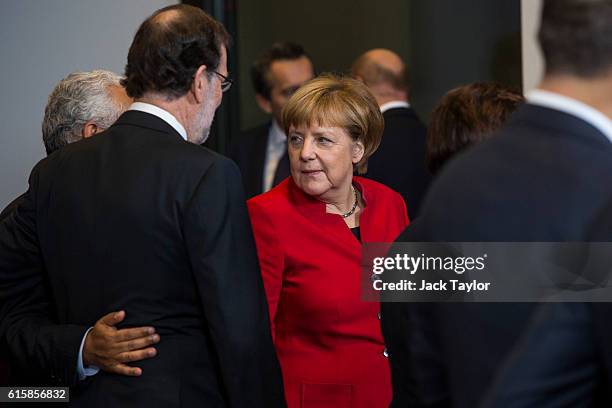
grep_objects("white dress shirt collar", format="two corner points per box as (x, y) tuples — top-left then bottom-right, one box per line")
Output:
(380, 100), (411, 113)
(128, 102), (188, 141)
(526, 89), (612, 144)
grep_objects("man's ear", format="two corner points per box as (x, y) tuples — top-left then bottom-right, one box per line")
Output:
(255, 93), (272, 114)
(352, 140), (365, 164)
(82, 121), (100, 138)
(191, 65), (208, 104)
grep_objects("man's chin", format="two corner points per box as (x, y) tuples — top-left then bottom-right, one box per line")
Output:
(189, 127), (210, 145)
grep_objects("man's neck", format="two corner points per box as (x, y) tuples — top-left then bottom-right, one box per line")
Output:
(136, 95), (194, 136)
(538, 74), (612, 120)
(375, 95), (408, 107)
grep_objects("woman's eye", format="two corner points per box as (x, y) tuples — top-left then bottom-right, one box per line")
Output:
(317, 137), (332, 145)
(289, 134), (303, 144)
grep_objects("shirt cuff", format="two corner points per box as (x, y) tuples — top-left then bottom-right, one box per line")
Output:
(77, 327), (100, 380)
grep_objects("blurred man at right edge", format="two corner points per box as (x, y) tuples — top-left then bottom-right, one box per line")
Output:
(382, 1), (612, 407)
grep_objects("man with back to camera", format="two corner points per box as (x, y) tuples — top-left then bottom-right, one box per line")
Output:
(381, 0), (612, 406)
(0, 70), (132, 221)
(0, 5), (285, 407)
(0, 70), (165, 387)
(230, 42), (314, 198)
(352, 49), (431, 218)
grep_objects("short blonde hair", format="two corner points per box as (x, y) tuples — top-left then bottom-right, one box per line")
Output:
(281, 73), (384, 174)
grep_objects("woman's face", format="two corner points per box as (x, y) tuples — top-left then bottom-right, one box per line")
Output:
(287, 124), (364, 201)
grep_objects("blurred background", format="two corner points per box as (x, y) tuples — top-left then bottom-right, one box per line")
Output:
(0, 0), (538, 208)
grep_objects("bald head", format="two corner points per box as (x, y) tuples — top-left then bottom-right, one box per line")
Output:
(358, 49), (405, 75)
(351, 48), (409, 105)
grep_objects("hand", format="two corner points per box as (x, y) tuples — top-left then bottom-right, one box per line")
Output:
(83, 310), (160, 376)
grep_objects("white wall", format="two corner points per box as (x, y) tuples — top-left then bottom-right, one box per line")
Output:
(0, 0), (176, 208)
(521, 0), (544, 93)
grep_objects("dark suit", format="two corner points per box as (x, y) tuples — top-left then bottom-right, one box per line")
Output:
(480, 303), (603, 408)
(381, 103), (612, 407)
(230, 122), (290, 199)
(0, 111), (285, 407)
(365, 106), (431, 218)
(0, 193), (31, 387)
(230, 123), (268, 199)
(0, 194), (24, 222)
(482, 203), (612, 407)
(0, 194), (23, 385)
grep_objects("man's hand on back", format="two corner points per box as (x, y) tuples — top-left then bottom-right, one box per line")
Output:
(83, 310), (159, 376)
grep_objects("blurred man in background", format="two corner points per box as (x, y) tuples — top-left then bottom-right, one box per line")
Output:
(352, 49), (431, 218)
(382, 0), (612, 406)
(230, 42), (314, 198)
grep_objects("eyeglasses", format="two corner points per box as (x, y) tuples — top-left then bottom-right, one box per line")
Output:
(212, 71), (233, 93)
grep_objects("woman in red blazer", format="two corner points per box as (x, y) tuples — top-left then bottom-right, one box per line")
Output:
(248, 74), (409, 408)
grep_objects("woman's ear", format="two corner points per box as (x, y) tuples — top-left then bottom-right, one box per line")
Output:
(352, 140), (365, 164)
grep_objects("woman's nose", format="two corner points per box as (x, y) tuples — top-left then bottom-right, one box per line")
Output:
(299, 138), (316, 161)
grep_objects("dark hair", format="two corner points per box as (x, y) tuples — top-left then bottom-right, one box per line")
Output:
(122, 4), (230, 99)
(427, 83), (524, 175)
(251, 42), (310, 100)
(539, 0), (612, 78)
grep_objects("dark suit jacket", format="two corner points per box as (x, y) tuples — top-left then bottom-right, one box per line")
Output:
(480, 303), (602, 408)
(381, 104), (612, 408)
(0, 194), (23, 385)
(365, 107), (431, 219)
(0, 111), (285, 407)
(229, 123), (270, 199)
(0, 194), (24, 222)
(0, 193), (29, 387)
(482, 202), (612, 407)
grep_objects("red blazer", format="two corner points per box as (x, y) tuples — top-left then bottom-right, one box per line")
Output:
(248, 176), (409, 408)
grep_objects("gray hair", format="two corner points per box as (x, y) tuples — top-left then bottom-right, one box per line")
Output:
(42, 70), (127, 154)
